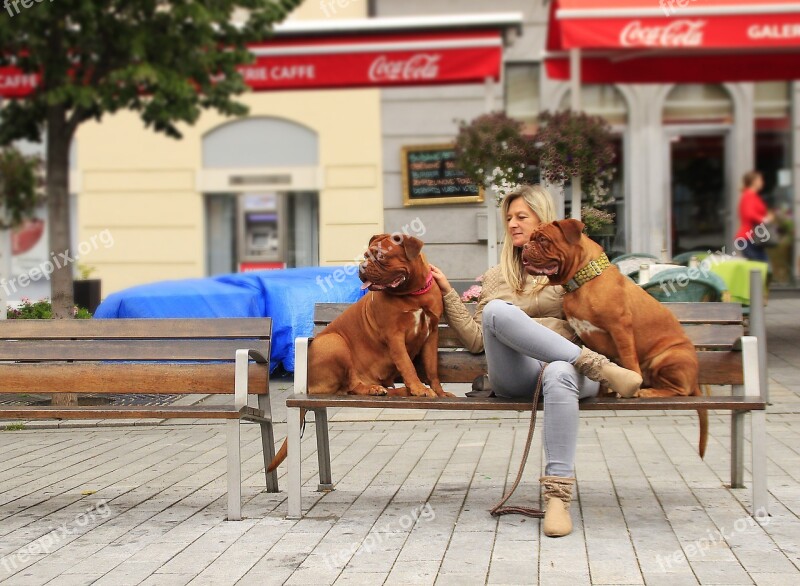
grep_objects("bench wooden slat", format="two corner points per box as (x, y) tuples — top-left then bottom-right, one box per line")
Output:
(287, 393), (764, 411)
(0, 363), (270, 394)
(313, 323), (744, 350)
(0, 340), (270, 361)
(0, 405), (265, 420)
(313, 302), (744, 325)
(0, 318), (272, 340)
(432, 350), (744, 385)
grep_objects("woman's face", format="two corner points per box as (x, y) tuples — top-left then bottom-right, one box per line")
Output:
(752, 174), (764, 193)
(506, 197), (542, 248)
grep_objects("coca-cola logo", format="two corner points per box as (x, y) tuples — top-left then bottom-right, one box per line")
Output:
(368, 54), (441, 83)
(620, 20), (706, 47)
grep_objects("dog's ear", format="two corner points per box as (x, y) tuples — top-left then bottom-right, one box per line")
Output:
(403, 235), (424, 260)
(369, 233), (389, 246)
(554, 219), (585, 244)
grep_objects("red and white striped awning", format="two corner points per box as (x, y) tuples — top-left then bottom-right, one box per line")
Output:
(546, 0), (800, 83)
(0, 14), (522, 98)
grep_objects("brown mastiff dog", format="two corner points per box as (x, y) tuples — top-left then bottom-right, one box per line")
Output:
(267, 233), (451, 471)
(521, 219), (708, 458)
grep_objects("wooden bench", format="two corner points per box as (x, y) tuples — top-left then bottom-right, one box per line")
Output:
(283, 302), (767, 520)
(0, 318), (278, 521)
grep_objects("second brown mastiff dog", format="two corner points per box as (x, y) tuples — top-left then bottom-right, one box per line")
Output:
(521, 219), (708, 458)
(267, 233), (451, 471)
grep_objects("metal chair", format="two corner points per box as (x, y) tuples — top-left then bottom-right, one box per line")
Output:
(641, 267), (727, 303)
(671, 250), (709, 266)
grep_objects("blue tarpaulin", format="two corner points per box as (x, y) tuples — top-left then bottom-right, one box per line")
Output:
(95, 267), (366, 372)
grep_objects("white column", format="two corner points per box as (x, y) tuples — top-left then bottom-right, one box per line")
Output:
(570, 49), (582, 220)
(485, 76), (499, 267)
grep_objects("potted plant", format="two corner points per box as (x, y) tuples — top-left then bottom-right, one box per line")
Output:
(74, 262), (102, 314)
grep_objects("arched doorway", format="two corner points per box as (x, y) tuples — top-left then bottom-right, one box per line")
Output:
(201, 117), (320, 275)
(662, 84), (734, 255)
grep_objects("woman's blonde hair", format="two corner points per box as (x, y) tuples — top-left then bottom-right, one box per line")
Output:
(500, 184), (558, 293)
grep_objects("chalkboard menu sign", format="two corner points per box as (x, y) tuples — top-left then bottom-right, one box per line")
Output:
(401, 144), (484, 206)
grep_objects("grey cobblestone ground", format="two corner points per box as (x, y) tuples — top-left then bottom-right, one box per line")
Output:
(1, 296), (799, 585)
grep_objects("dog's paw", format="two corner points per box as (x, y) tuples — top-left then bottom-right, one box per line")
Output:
(367, 385), (389, 396)
(409, 385), (437, 398)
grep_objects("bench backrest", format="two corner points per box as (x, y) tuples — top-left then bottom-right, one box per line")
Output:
(311, 303), (745, 386)
(0, 318), (272, 395)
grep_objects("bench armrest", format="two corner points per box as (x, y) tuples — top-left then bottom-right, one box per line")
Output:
(740, 336), (761, 399)
(294, 337), (312, 395)
(234, 348), (269, 410)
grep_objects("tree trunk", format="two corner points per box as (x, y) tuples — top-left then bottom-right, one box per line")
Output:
(47, 104), (77, 407)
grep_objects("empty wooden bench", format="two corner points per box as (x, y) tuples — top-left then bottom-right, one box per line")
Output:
(282, 302), (767, 520)
(0, 318), (278, 521)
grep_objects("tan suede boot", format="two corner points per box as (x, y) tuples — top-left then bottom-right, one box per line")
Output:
(574, 346), (642, 398)
(540, 476), (575, 537)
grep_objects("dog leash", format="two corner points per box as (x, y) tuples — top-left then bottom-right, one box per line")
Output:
(489, 365), (546, 519)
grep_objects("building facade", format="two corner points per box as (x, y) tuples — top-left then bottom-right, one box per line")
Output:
(6, 0), (796, 300)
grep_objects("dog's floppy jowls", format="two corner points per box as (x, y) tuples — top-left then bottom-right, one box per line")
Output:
(520, 219), (708, 458)
(267, 233), (451, 472)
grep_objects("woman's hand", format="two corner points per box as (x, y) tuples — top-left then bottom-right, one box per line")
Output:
(429, 264), (453, 295)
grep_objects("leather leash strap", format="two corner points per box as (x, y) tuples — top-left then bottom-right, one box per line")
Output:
(489, 365), (546, 519)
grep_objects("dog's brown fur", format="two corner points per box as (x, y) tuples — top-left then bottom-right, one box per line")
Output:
(521, 219), (708, 458)
(267, 234), (450, 471)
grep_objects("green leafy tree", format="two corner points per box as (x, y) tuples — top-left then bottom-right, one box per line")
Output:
(0, 0), (302, 318)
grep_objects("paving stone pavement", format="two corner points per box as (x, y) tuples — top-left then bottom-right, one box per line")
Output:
(1, 296), (799, 585)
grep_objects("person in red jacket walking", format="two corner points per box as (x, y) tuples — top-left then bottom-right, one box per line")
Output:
(736, 171), (774, 262)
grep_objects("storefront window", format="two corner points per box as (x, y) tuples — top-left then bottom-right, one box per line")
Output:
(755, 81), (794, 285)
(505, 63), (540, 132)
(559, 86), (628, 256)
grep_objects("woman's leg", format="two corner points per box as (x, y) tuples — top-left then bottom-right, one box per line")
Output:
(482, 300), (575, 398)
(482, 300), (581, 365)
(541, 361), (599, 477)
(482, 299), (641, 398)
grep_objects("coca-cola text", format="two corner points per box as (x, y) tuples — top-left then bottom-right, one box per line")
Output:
(620, 20), (705, 48)
(368, 54), (441, 83)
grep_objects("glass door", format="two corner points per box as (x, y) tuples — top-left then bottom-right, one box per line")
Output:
(665, 130), (730, 257)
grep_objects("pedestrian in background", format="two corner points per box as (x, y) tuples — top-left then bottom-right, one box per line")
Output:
(736, 170), (774, 262)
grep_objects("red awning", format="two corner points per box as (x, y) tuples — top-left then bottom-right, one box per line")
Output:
(546, 0), (800, 83)
(0, 29), (505, 98)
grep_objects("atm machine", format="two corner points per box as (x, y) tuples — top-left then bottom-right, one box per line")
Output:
(237, 192), (287, 271)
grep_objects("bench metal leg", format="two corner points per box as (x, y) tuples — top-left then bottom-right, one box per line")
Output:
(751, 410), (769, 519)
(731, 385), (745, 488)
(226, 420), (242, 521)
(287, 406), (303, 520)
(315, 408), (334, 492)
(258, 395), (279, 493)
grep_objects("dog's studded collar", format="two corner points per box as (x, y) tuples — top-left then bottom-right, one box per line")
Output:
(563, 253), (610, 293)
(409, 271), (434, 296)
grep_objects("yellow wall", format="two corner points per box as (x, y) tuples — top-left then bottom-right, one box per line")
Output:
(76, 88), (382, 295)
(290, 0), (368, 20)
(75, 2), (380, 296)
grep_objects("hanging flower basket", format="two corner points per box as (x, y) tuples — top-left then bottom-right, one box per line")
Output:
(453, 112), (539, 206)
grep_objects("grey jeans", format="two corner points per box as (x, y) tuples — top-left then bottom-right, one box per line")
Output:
(481, 299), (599, 477)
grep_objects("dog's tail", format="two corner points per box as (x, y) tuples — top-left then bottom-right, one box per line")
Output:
(696, 384), (710, 459)
(266, 408), (306, 472)
(267, 439), (288, 472)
